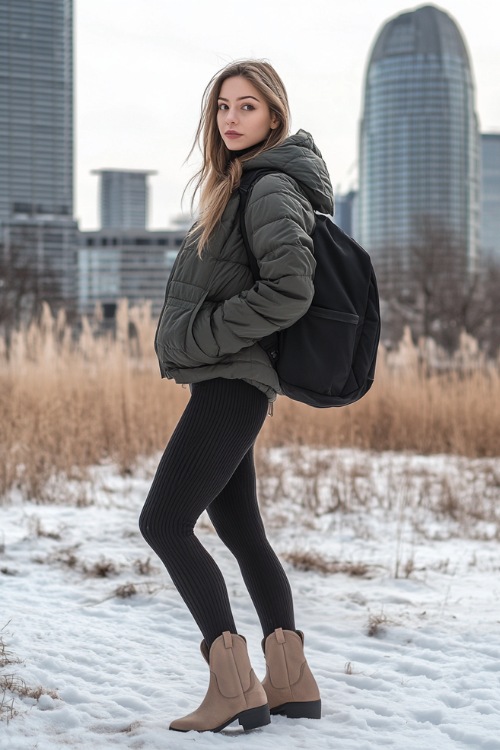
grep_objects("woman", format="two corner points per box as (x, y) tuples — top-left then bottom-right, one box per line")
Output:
(139, 60), (333, 733)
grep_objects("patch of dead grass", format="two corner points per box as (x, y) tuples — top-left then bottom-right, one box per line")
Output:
(367, 612), (393, 637)
(1, 626), (57, 722)
(282, 550), (376, 578)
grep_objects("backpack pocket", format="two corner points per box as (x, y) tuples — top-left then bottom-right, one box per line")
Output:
(277, 305), (359, 396)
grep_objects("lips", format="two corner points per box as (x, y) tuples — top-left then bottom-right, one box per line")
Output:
(225, 130), (242, 138)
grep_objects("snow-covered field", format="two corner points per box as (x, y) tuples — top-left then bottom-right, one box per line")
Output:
(1, 447), (500, 749)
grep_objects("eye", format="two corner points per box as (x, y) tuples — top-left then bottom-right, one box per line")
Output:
(242, 104), (255, 111)
(218, 103), (228, 110)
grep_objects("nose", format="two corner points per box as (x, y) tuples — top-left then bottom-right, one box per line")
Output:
(225, 107), (238, 126)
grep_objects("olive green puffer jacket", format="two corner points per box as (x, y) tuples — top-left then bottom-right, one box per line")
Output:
(154, 130), (334, 401)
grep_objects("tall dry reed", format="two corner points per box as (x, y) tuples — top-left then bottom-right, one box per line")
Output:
(0, 302), (188, 499)
(1, 302), (499, 500)
(261, 331), (500, 457)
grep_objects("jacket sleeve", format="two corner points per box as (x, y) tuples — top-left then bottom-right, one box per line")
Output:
(190, 173), (316, 359)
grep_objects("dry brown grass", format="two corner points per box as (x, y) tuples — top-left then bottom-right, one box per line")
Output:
(367, 612), (393, 637)
(1, 302), (188, 501)
(111, 581), (163, 599)
(281, 550), (376, 578)
(1, 629), (58, 706)
(1, 302), (499, 501)
(1, 668), (58, 721)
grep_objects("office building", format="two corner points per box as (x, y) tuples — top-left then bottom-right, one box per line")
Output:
(3, 218), (78, 303)
(79, 168), (185, 318)
(333, 190), (358, 238)
(480, 133), (500, 264)
(78, 229), (185, 317)
(0, 0), (75, 303)
(91, 169), (157, 230)
(358, 5), (480, 293)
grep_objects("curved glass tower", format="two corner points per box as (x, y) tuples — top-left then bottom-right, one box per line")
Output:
(358, 5), (479, 291)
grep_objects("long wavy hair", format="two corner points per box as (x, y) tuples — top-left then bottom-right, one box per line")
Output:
(186, 60), (291, 256)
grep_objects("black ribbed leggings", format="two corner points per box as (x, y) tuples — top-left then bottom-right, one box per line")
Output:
(139, 378), (295, 648)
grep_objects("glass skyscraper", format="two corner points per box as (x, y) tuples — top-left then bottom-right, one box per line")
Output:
(0, 0), (73, 220)
(358, 5), (480, 292)
(480, 134), (500, 265)
(0, 0), (76, 301)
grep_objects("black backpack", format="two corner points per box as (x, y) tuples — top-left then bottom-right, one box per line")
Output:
(239, 169), (381, 408)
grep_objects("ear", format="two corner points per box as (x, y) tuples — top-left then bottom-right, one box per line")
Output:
(270, 113), (279, 130)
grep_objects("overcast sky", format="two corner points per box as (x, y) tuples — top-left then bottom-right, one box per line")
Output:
(75, 0), (500, 230)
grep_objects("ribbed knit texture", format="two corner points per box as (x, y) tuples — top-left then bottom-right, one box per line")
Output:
(139, 378), (295, 648)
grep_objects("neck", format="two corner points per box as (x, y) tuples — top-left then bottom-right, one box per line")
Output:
(229, 140), (266, 159)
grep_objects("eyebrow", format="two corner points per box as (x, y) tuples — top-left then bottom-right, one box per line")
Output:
(217, 95), (260, 102)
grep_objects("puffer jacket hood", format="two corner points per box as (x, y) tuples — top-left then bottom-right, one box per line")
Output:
(241, 129), (334, 215)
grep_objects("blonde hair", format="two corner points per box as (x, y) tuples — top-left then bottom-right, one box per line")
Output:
(186, 60), (290, 256)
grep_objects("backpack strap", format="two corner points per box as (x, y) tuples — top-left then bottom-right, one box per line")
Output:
(238, 168), (282, 365)
(238, 168), (280, 280)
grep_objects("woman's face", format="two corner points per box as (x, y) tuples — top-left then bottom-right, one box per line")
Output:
(217, 76), (278, 151)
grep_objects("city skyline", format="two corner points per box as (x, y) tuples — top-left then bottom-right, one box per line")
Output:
(75, 0), (500, 231)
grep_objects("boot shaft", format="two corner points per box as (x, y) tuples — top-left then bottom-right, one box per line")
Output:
(261, 628), (321, 719)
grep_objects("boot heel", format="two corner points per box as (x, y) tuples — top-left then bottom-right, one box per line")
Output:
(238, 704), (271, 730)
(271, 699), (321, 719)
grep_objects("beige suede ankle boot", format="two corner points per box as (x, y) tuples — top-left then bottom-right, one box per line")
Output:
(169, 631), (271, 733)
(261, 628), (321, 719)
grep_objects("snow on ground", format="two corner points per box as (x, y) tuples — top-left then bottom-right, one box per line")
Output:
(1, 448), (500, 749)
